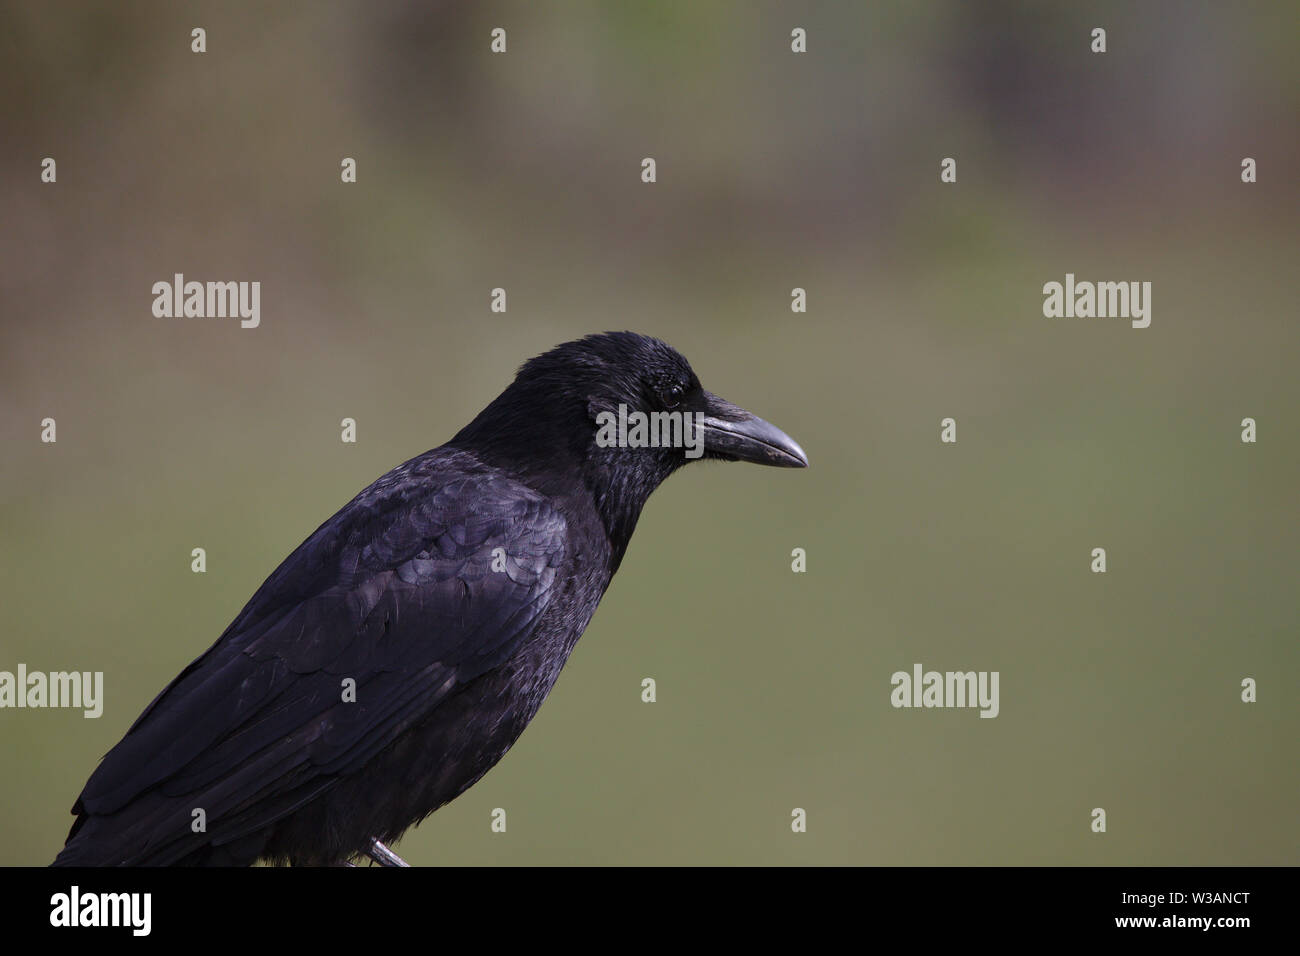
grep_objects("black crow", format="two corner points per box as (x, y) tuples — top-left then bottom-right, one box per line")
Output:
(52, 331), (806, 866)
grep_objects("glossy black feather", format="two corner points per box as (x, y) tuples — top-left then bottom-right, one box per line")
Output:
(56, 452), (582, 865)
(52, 332), (802, 866)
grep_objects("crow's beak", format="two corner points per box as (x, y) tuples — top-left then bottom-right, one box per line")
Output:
(699, 392), (808, 468)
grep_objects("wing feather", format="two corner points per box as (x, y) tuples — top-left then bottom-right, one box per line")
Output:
(59, 450), (567, 864)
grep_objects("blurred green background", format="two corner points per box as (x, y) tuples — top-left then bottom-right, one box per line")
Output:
(1, 1), (1296, 866)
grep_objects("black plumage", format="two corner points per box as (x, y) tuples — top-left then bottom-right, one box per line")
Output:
(53, 332), (806, 866)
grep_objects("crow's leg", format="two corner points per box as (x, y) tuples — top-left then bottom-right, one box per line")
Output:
(365, 837), (410, 867)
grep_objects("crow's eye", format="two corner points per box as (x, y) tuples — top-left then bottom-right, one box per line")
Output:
(659, 384), (684, 408)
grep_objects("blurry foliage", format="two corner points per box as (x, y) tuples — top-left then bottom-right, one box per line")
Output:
(1, 1), (1296, 865)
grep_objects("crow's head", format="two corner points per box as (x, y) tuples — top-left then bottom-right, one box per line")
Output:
(452, 332), (806, 558)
